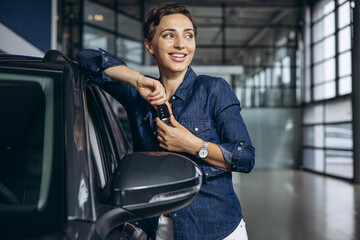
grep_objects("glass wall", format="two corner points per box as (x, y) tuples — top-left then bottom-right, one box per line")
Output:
(242, 108), (301, 169)
(83, 0), (143, 65)
(235, 55), (299, 108)
(302, 0), (354, 179)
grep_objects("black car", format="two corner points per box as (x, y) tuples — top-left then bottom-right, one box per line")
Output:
(0, 50), (202, 239)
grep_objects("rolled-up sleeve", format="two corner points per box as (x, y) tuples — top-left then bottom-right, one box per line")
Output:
(76, 48), (127, 84)
(213, 78), (255, 173)
(76, 48), (134, 107)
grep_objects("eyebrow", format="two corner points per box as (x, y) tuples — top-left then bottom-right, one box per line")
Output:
(160, 28), (194, 34)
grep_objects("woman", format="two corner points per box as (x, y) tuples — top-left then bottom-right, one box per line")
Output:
(77, 2), (254, 239)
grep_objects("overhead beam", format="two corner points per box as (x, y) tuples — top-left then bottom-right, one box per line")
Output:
(196, 23), (300, 28)
(246, 9), (293, 46)
(148, 0), (302, 9)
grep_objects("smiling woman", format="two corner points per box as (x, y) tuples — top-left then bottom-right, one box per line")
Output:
(77, 2), (254, 240)
(144, 13), (196, 80)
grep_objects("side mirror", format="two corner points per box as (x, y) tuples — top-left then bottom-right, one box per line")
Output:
(112, 152), (202, 218)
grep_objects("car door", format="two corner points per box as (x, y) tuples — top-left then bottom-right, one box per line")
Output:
(84, 81), (202, 239)
(0, 68), (66, 238)
(86, 83), (125, 200)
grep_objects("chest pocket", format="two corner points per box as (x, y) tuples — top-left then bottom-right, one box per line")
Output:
(181, 120), (211, 140)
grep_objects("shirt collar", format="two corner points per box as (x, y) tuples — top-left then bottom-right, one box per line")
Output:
(173, 66), (196, 101)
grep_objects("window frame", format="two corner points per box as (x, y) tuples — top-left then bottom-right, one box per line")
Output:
(0, 68), (65, 237)
(301, 0), (354, 181)
(85, 83), (129, 203)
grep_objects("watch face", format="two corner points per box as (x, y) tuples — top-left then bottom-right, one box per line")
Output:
(199, 148), (208, 158)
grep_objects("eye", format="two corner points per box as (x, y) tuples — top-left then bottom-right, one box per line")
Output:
(163, 33), (173, 38)
(185, 33), (194, 39)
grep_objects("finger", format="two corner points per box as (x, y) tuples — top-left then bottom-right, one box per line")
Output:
(148, 93), (165, 102)
(147, 89), (162, 101)
(151, 98), (167, 106)
(169, 115), (180, 127)
(147, 87), (161, 97)
(148, 90), (163, 97)
(159, 142), (169, 150)
(149, 97), (166, 106)
(155, 117), (168, 130)
(149, 94), (167, 106)
(157, 126), (166, 137)
(150, 81), (165, 94)
(157, 135), (166, 144)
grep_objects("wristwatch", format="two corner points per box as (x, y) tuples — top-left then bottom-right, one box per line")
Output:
(197, 141), (209, 159)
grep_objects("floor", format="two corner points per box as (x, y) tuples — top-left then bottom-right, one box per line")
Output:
(233, 170), (360, 240)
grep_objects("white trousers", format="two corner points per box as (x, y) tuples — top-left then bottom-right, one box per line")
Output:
(156, 214), (174, 240)
(223, 219), (248, 240)
(156, 216), (249, 240)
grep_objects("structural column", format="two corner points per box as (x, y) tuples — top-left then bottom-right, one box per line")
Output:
(352, 0), (360, 183)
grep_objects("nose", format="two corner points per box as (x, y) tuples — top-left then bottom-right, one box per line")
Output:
(174, 37), (185, 49)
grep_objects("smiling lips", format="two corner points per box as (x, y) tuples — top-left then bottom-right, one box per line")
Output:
(169, 53), (187, 62)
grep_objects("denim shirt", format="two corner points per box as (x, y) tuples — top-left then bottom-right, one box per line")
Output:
(77, 49), (255, 240)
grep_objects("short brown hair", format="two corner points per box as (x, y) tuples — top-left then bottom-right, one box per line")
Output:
(143, 2), (197, 42)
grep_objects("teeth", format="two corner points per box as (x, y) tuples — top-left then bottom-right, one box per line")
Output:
(171, 54), (185, 57)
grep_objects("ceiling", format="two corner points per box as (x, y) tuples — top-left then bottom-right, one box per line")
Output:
(142, 0), (306, 66)
(82, 0), (315, 67)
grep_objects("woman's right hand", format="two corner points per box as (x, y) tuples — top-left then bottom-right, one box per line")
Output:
(136, 75), (167, 107)
(104, 65), (167, 107)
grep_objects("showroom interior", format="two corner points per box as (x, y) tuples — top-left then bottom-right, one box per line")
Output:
(0, 0), (359, 239)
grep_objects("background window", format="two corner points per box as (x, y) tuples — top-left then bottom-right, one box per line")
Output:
(83, 0), (143, 64)
(302, 0), (354, 180)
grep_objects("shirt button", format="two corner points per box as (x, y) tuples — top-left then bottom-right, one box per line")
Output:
(102, 51), (105, 54)
(173, 213), (177, 217)
(172, 96), (176, 100)
(240, 142), (244, 145)
(238, 146), (242, 151)
(205, 173), (209, 176)
(104, 57), (108, 61)
(195, 127), (199, 132)
(232, 165), (236, 169)
(153, 131), (157, 135)
(96, 67), (100, 72)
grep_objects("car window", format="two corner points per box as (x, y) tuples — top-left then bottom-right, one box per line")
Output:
(88, 115), (107, 188)
(0, 73), (55, 208)
(86, 85), (117, 191)
(97, 88), (130, 156)
(101, 90), (133, 151)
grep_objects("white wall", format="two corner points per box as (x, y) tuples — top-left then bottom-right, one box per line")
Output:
(0, 23), (44, 57)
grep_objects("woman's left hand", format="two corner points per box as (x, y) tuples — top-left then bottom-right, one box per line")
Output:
(156, 116), (202, 154)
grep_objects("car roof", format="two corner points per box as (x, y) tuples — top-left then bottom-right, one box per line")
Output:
(0, 50), (73, 72)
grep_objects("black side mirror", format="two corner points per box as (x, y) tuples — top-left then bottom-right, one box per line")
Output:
(112, 152), (202, 218)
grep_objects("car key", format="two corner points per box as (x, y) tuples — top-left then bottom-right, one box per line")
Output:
(157, 103), (171, 125)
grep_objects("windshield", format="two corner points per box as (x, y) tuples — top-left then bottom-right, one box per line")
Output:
(0, 73), (54, 209)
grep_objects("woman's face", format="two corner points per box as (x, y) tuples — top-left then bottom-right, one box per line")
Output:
(145, 13), (196, 76)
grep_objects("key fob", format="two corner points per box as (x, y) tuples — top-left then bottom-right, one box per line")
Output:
(157, 103), (170, 125)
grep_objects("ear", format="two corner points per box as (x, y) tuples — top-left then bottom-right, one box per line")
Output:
(144, 38), (154, 55)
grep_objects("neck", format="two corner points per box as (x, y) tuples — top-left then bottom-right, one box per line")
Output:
(160, 68), (188, 100)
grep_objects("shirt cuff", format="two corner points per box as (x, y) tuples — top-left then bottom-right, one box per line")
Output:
(218, 144), (232, 166)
